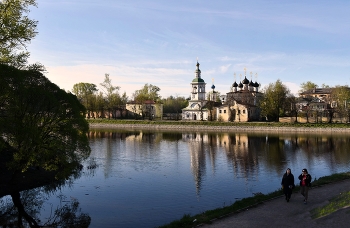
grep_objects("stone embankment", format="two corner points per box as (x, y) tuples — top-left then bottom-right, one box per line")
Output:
(89, 123), (350, 134)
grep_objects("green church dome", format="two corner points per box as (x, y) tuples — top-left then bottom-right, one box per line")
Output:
(192, 78), (205, 83)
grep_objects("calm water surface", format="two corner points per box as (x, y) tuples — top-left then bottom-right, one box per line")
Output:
(2, 129), (350, 227)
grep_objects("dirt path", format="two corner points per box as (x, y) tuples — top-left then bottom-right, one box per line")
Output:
(200, 179), (350, 228)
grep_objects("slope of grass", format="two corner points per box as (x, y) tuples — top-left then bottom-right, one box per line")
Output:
(87, 119), (350, 128)
(311, 191), (350, 219)
(158, 172), (350, 228)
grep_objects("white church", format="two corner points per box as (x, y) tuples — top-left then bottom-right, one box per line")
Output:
(182, 61), (263, 122)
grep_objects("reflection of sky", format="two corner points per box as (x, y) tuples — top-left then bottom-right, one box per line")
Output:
(21, 131), (350, 227)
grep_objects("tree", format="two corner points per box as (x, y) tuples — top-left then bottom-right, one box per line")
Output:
(100, 73), (122, 119)
(299, 81), (318, 94)
(132, 84), (161, 119)
(162, 95), (188, 115)
(0, 64), (91, 177)
(286, 95), (299, 122)
(331, 85), (350, 122)
(133, 83), (161, 103)
(72, 82), (98, 118)
(259, 79), (291, 121)
(0, 0), (38, 68)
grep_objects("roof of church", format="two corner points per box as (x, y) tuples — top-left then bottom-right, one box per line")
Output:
(192, 78), (205, 83)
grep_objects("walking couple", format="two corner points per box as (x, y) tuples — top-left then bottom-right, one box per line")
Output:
(281, 168), (312, 204)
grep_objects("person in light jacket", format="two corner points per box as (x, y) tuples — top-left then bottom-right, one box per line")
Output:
(298, 168), (312, 204)
(281, 168), (295, 202)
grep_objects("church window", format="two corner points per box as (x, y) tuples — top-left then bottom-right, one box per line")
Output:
(224, 110), (226, 114)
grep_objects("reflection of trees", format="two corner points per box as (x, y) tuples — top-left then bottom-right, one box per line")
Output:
(1, 189), (90, 227)
(224, 134), (263, 177)
(183, 131), (350, 183)
(0, 164), (91, 227)
(87, 130), (350, 195)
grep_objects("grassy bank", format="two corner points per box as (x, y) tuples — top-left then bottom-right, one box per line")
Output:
(158, 172), (350, 228)
(87, 118), (350, 128)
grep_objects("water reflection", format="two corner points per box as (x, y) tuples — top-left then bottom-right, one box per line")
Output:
(29, 129), (349, 228)
(88, 129), (350, 196)
(0, 169), (91, 227)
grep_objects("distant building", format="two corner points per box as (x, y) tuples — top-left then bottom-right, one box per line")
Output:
(182, 61), (262, 122)
(182, 61), (222, 121)
(299, 87), (333, 102)
(126, 100), (163, 120)
(217, 70), (263, 122)
(298, 87), (350, 110)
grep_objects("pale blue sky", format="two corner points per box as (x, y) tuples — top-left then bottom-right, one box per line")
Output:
(28, 0), (350, 98)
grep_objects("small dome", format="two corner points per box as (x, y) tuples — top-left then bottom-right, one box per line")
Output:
(242, 77), (249, 84)
(211, 84), (215, 90)
(249, 80), (254, 86)
(238, 82), (243, 88)
(233, 81), (238, 87)
(254, 81), (259, 87)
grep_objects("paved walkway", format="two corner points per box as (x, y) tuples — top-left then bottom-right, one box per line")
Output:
(200, 179), (350, 228)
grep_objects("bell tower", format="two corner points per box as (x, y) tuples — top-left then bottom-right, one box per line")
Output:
(190, 60), (206, 101)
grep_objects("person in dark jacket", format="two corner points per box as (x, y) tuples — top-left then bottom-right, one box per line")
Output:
(281, 168), (295, 202)
(298, 168), (312, 204)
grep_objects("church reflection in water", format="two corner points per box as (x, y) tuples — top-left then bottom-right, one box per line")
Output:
(181, 131), (350, 194)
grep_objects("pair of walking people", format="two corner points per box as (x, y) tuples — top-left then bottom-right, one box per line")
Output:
(281, 168), (312, 204)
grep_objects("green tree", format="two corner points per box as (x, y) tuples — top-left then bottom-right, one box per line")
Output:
(331, 85), (350, 122)
(259, 79), (291, 121)
(299, 81), (318, 94)
(100, 73), (123, 119)
(162, 95), (188, 120)
(133, 83), (161, 103)
(72, 82), (98, 118)
(132, 84), (161, 119)
(0, 0), (38, 68)
(0, 64), (90, 176)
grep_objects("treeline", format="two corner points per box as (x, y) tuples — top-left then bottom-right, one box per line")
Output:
(70, 74), (189, 118)
(260, 80), (350, 123)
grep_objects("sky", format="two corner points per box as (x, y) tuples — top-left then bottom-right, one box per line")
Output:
(27, 0), (350, 99)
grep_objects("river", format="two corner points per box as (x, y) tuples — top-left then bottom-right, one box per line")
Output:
(1, 128), (350, 227)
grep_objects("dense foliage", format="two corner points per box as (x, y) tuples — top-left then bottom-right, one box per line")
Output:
(162, 96), (188, 113)
(0, 64), (91, 175)
(0, 0), (38, 68)
(259, 79), (291, 121)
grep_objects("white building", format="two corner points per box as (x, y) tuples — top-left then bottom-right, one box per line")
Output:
(182, 61), (209, 120)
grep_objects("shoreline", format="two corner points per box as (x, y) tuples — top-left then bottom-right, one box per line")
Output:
(88, 123), (350, 134)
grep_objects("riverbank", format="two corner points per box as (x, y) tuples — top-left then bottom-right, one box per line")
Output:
(159, 173), (350, 228)
(200, 178), (350, 228)
(88, 121), (350, 133)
